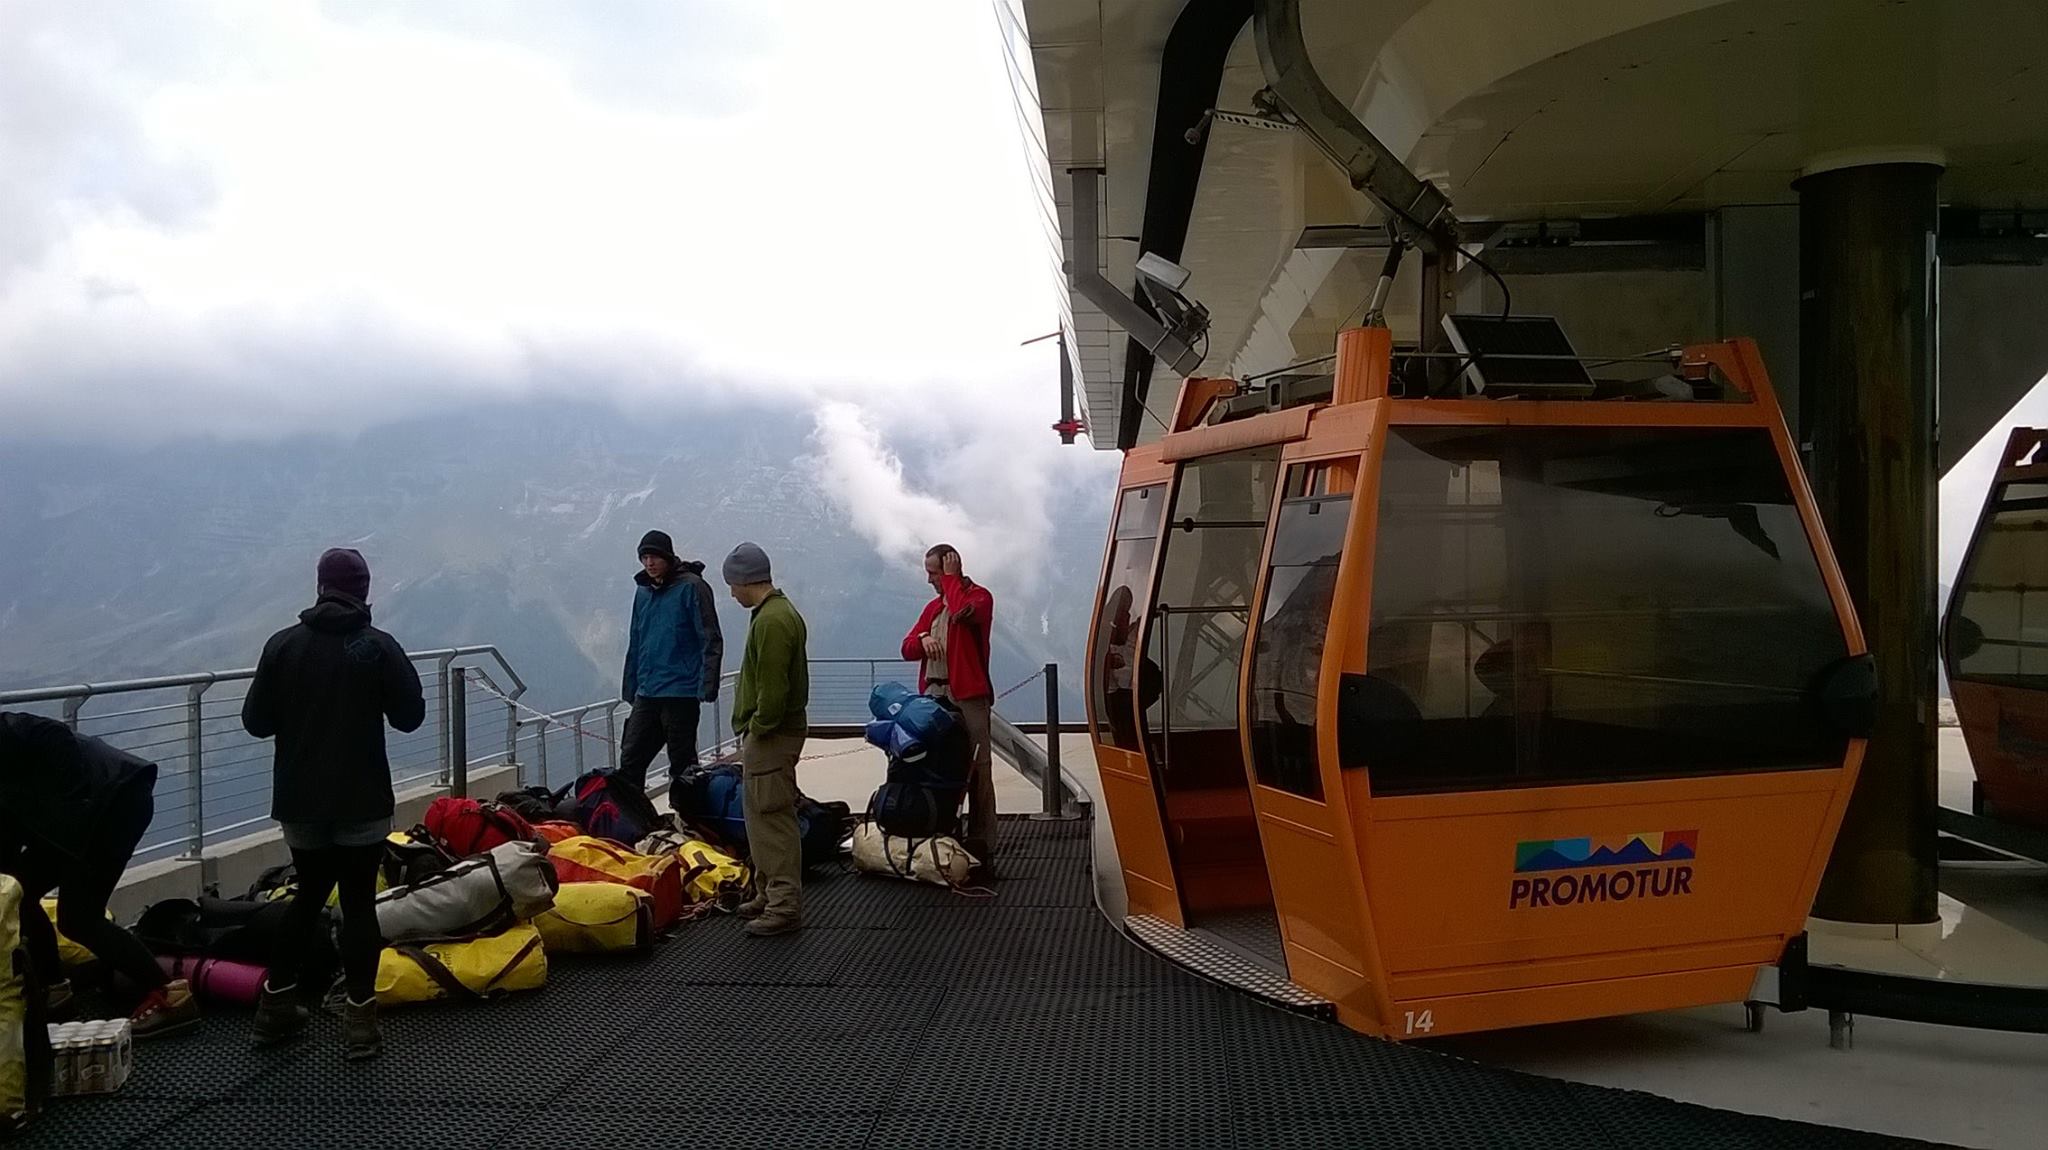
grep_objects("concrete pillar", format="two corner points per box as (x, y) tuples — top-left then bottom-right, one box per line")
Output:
(1709, 205), (1801, 439)
(1798, 158), (1943, 926)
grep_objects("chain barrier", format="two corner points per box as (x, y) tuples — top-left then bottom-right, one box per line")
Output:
(996, 667), (1047, 702)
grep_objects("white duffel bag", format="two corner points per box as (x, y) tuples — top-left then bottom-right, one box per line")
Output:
(850, 821), (976, 888)
(376, 840), (558, 943)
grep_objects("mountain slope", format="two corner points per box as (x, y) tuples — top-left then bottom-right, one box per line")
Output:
(0, 402), (1110, 718)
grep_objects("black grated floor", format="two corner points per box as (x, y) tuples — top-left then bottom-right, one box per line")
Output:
(1190, 906), (1288, 971)
(16, 816), (1941, 1149)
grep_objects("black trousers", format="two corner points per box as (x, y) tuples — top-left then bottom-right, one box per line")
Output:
(269, 844), (383, 1002)
(618, 698), (702, 791)
(9, 777), (168, 996)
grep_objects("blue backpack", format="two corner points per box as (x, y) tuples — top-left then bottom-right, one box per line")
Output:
(866, 683), (956, 760)
(863, 686), (972, 838)
(669, 762), (850, 868)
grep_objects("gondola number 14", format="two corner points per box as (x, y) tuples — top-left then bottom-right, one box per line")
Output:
(1403, 1009), (1435, 1035)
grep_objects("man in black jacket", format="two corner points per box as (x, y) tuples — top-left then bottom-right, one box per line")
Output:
(0, 712), (200, 1037)
(241, 547), (424, 1060)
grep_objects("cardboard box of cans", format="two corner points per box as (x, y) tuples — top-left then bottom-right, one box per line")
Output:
(47, 1020), (134, 1096)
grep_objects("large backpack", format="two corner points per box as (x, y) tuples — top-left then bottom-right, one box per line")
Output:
(667, 762), (749, 847)
(424, 797), (542, 858)
(670, 763), (850, 868)
(885, 708), (972, 793)
(868, 697), (970, 839)
(555, 770), (661, 845)
(1, 875), (51, 1137)
(867, 781), (957, 838)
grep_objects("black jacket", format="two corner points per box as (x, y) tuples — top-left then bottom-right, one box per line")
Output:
(0, 711), (158, 861)
(242, 594), (426, 824)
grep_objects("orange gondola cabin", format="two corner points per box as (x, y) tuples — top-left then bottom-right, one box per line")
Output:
(1945, 426), (2048, 833)
(1085, 320), (1873, 1039)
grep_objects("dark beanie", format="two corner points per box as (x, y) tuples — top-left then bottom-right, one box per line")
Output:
(317, 548), (371, 602)
(638, 530), (678, 562)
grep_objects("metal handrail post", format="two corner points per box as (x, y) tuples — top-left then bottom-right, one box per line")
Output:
(572, 709), (587, 776)
(182, 681), (209, 859)
(434, 653), (456, 786)
(605, 703), (620, 771)
(536, 718), (550, 789)
(61, 695), (85, 731)
(449, 667), (469, 798)
(505, 699), (519, 775)
(1042, 663), (1062, 817)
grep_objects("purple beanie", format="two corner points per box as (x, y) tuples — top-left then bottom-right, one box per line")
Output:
(317, 548), (371, 602)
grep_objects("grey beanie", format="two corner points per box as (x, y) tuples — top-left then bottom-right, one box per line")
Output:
(722, 541), (772, 586)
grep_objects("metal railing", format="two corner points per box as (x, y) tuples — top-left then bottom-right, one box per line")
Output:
(505, 659), (931, 792)
(0, 647), (527, 865)
(0, 648), (1077, 862)
(500, 670), (744, 793)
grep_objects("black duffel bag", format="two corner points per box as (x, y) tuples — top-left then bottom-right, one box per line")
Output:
(135, 896), (338, 988)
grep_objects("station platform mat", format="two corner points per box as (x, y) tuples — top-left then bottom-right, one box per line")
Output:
(20, 815), (1936, 1149)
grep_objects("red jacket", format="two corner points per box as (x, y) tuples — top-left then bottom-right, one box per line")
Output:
(900, 575), (995, 700)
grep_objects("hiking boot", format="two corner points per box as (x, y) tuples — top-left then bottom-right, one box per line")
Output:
(735, 895), (767, 919)
(45, 979), (76, 1020)
(251, 982), (310, 1046)
(744, 911), (801, 937)
(343, 997), (382, 1062)
(131, 979), (201, 1040)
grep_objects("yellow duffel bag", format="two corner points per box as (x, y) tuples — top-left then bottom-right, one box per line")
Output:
(375, 922), (547, 1007)
(4, 876), (46, 1136)
(533, 883), (653, 955)
(38, 899), (105, 970)
(675, 837), (750, 908)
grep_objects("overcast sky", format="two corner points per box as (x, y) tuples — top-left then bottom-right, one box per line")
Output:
(0, 0), (1117, 578)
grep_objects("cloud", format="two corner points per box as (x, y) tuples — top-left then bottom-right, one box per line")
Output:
(0, 0), (1066, 438)
(806, 366), (1120, 598)
(0, 0), (1115, 591)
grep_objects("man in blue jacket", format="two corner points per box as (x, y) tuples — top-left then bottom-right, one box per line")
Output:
(619, 530), (724, 792)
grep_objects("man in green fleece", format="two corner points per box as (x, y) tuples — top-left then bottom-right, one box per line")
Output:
(721, 541), (809, 937)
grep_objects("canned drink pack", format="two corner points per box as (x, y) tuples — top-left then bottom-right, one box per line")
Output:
(45, 1020), (134, 1096)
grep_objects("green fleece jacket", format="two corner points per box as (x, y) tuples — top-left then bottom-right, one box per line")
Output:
(732, 589), (809, 738)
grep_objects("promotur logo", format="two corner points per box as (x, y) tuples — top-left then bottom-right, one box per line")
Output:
(1509, 831), (1698, 909)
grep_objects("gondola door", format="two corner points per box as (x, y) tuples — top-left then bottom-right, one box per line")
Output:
(1087, 447), (1182, 920)
(1235, 403), (1388, 1028)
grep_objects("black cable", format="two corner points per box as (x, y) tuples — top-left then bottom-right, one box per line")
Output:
(1463, 245), (1513, 320)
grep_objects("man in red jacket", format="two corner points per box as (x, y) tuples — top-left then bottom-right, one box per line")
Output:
(899, 544), (998, 863)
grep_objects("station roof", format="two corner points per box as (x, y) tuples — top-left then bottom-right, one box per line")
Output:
(1006, 0), (2048, 449)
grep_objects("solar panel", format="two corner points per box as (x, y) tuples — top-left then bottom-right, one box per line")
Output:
(1442, 314), (1598, 397)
